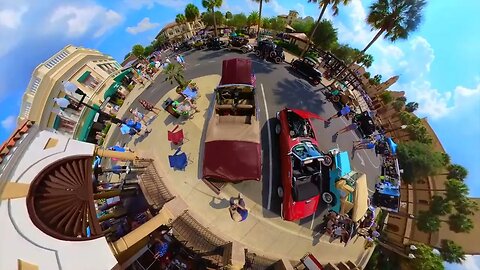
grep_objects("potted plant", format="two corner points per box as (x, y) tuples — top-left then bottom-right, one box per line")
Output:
(163, 63), (190, 93)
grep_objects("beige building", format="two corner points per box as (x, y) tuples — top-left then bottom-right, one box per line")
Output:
(382, 118), (480, 256)
(156, 19), (204, 43)
(278, 10), (299, 25)
(18, 45), (130, 142)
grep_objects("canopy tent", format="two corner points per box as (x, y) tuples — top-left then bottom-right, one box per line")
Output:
(386, 137), (397, 155)
(104, 81), (121, 99)
(114, 68), (132, 83)
(219, 58), (253, 86)
(77, 104), (100, 142)
(351, 174), (369, 222)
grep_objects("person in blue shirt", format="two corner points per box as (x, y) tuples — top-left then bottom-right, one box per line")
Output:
(229, 194), (248, 222)
(326, 104), (351, 122)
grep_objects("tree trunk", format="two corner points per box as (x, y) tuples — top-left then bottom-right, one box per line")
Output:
(299, 3), (328, 58)
(257, 0), (263, 40)
(213, 7), (218, 36)
(329, 28), (386, 87)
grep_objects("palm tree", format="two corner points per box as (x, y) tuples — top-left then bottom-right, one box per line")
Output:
(445, 164), (469, 180)
(454, 197), (479, 216)
(430, 195), (452, 216)
(225, 11), (233, 20)
(416, 211), (441, 233)
(301, 0), (351, 58)
(185, 4), (200, 22)
(252, 0), (270, 40)
(163, 63), (187, 90)
(175, 14), (187, 24)
(445, 179), (469, 201)
(405, 101), (419, 112)
(331, 0), (427, 86)
(440, 239), (466, 264)
(202, 0), (223, 36)
(355, 54), (374, 71)
(248, 11), (259, 27)
(448, 213), (474, 233)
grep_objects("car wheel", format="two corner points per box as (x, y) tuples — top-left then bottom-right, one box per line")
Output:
(347, 112), (355, 118)
(275, 111), (280, 120)
(322, 155), (333, 167)
(241, 47), (247, 53)
(332, 95), (340, 103)
(322, 192), (334, 204)
(255, 50), (261, 57)
(274, 57), (282, 64)
(275, 123), (281, 135)
(277, 186), (284, 198)
(269, 51), (277, 58)
(313, 80), (320, 85)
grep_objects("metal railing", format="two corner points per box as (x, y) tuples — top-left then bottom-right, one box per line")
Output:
(135, 159), (175, 212)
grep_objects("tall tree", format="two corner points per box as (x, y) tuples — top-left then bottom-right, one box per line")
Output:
(247, 11), (259, 27)
(445, 164), (469, 180)
(301, 0), (351, 57)
(132, 44), (145, 58)
(430, 195), (452, 216)
(225, 11), (233, 20)
(356, 53), (374, 70)
(269, 17), (287, 32)
(261, 17), (271, 29)
(292, 19), (315, 34)
(185, 4), (200, 22)
(231, 13), (248, 29)
(445, 179), (469, 202)
(416, 211), (441, 233)
(202, 0), (223, 36)
(448, 213), (474, 233)
(252, 0), (270, 40)
(409, 244), (445, 270)
(397, 141), (444, 183)
(331, 0), (427, 86)
(440, 240), (466, 264)
(454, 197), (479, 216)
(311, 20), (338, 51)
(405, 101), (419, 112)
(163, 63), (186, 88)
(143, 45), (154, 57)
(175, 14), (187, 24)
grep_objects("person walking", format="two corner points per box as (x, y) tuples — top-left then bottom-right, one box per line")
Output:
(139, 99), (161, 115)
(229, 194), (248, 222)
(326, 104), (351, 123)
(353, 138), (376, 150)
(129, 108), (152, 125)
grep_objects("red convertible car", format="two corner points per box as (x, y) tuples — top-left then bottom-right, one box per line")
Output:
(275, 108), (332, 221)
(202, 58), (261, 183)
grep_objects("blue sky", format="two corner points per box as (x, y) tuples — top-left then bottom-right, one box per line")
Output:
(0, 1), (479, 267)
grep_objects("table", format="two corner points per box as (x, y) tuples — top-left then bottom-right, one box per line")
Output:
(162, 98), (180, 118)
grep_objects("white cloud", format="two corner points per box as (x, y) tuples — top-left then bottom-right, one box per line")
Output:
(126, 17), (159, 35)
(50, 5), (123, 38)
(461, 255), (480, 270)
(269, 0), (288, 16)
(295, 3), (306, 18)
(123, 0), (188, 11)
(0, 6), (28, 29)
(1, 115), (16, 131)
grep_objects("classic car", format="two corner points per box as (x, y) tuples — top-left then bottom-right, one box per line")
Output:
(206, 37), (226, 50)
(291, 57), (322, 86)
(202, 58), (261, 183)
(228, 36), (253, 53)
(275, 108), (332, 221)
(254, 40), (285, 64)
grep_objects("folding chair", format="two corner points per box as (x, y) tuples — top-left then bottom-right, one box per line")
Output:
(167, 125), (184, 145)
(168, 148), (188, 170)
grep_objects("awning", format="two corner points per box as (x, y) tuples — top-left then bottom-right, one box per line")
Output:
(352, 174), (369, 222)
(114, 68), (132, 83)
(291, 108), (325, 121)
(77, 71), (91, 83)
(77, 104), (100, 142)
(104, 81), (121, 99)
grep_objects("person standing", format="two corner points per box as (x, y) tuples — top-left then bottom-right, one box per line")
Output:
(326, 104), (351, 123)
(139, 99), (161, 115)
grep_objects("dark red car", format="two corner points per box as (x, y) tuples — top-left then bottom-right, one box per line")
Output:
(275, 108), (332, 221)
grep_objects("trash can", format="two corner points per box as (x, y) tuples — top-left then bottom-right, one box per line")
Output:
(162, 98), (180, 118)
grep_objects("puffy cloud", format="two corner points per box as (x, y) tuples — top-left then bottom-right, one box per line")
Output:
(295, 3), (306, 18)
(1, 115), (17, 131)
(123, 0), (188, 11)
(269, 0), (288, 16)
(50, 5), (123, 38)
(0, 6), (28, 29)
(126, 17), (160, 35)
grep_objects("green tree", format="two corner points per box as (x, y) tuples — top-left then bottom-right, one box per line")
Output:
(454, 197), (479, 216)
(405, 101), (419, 112)
(370, 74), (383, 85)
(231, 13), (248, 29)
(331, 0), (427, 86)
(448, 213), (474, 233)
(331, 44), (359, 63)
(445, 164), (469, 180)
(261, 17), (270, 29)
(292, 19), (315, 34)
(252, 0), (270, 40)
(152, 35), (167, 50)
(175, 14), (186, 24)
(409, 244), (445, 270)
(202, 11), (225, 28)
(225, 11), (233, 19)
(430, 195), (452, 216)
(131, 44), (145, 58)
(124, 52), (132, 60)
(363, 71), (371, 79)
(247, 11), (259, 26)
(311, 20), (338, 51)
(301, 0), (352, 57)
(440, 240), (466, 264)
(202, 0), (223, 36)
(356, 53), (374, 70)
(416, 211), (441, 233)
(392, 98), (406, 111)
(185, 4), (200, 22)
(405, 124), (432, 144)
(397, 141), (444, 183)
(379, 91), (393, 104)
(143, 45), (154, 57)
(268, 17), (286, 31)
(445, 179), (469, 202)
(163, 63), (186, 88)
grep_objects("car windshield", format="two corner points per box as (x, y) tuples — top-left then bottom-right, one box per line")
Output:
(291, 142), (322, 162)
(286, 110), (315, 138)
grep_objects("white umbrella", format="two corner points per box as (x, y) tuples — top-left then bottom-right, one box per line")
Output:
(62, 81), (78, 93)
(53, 97), (70, 108)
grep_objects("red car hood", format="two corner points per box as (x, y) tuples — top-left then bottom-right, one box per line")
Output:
(203, 140), (261, 182)
(290, 108), (326, 121)
(285, 195), (320, 221)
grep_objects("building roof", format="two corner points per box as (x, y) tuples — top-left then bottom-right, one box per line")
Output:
(0, 120), (34, 164)
(285, 32), (311, 43)
(160, 21), (178, 33)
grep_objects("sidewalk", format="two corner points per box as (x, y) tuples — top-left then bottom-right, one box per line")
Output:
(119, 74), (374, 265)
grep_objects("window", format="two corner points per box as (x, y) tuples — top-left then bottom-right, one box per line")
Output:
(29, 77), (41, 94)
(417, 179), (426, 184)
(419, 199), (429, 205)
(386, 223), (400, 233)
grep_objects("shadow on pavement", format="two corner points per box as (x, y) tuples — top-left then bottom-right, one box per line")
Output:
(273, 78), (327, 115)
(196, 93), (214, 180)
(261, 118), (281, 217)
(197, 49), (228, 61)
(245, 54), (278, 75)
(209, 197), (230, 209)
